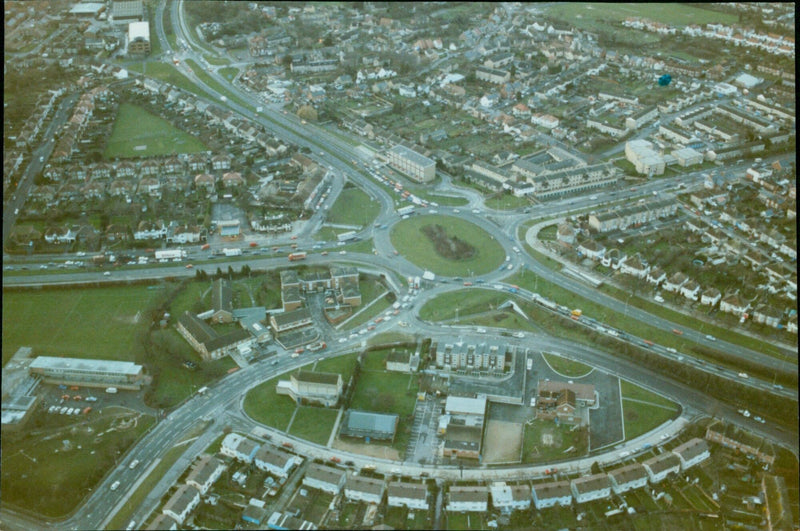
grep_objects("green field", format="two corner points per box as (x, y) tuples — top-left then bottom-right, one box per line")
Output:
(542, 352), (593, 377)
(325, 186), (381, 227)
(242, 375), (296, 431)
(104, 103), (207, 159)
(418, 288), (508, 322)
(621, 380), (681, 440)
(288, 406), (339, 445)
(544, 3), (738, 28)
(2, 285), (160, 366)
(1, 408), (155, 518)
(522, 420), (589, 463)
(390, 215), (504, 276)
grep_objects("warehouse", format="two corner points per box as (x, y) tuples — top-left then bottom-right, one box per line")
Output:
(340, 410), (399, 441)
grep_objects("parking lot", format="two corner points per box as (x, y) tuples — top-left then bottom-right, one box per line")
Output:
(404, 396), (444, 464)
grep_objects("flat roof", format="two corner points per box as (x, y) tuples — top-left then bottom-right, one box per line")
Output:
(69, 3), (105, 15)
(29, 356), (142, 376)
(128, 21), (150, 41)
(389, 144), (434, 168)
(343, 410), (398, 436)
(295, 370), (340, 385)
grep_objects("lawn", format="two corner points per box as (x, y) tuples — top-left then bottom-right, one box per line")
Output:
(350, 371), (418, 417)
(542, 353), (593, 377)
(391, 215), (504, 276)
(484, 193), (531, 210)
(522, 419), (589, 463)
(0, 409), (155, 518)
(287, 406), (338, 445)
(314, 352), (359, 382)
(325, 185), (381, 227)
(104, 103), (207, 159)
(243, 375), (296, 431)
(545, 3), (738, 27)
(418, 288), (509, 322)
(217, 66), (239, 81)
(620, 380), (682, 433)
(2, 285), (161, 366)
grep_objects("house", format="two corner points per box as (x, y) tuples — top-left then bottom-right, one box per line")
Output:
(276, 371), (342, 407)
(719, 292), (750, 316)
(490, 482), (531, 512)
(671, 438), (710, 470)
(752, 303), (783, 329)
(556, 223), (576, 247)
(706, 420), (775, 465)
(162, 484), (200, 525)
(571, 473), (612, 503)
(643, 453), (681, 483)
(387, 481), (429, 510)
(646, 267), (666, 286)
(303, 463), (347, 495)
(220, 433), (260, 464)
(680, 280), (701, 301)
(210, 278), (233, 324)
(577, 239), (605, 261)
(146, 514), (179, 530)
(532, 480), (572, 509)
(447, 486), (488, 512)
(700, 287), (721, 306)
(536, 380), (596, 425)
(44, 226), (77, 244)
(222, 171), (244, 188)
(344, 474), (385, 505)
(211, 153), (232, 170)
(185, 455), (226, 495)
(194, 173), (215, 192)
(662, 272), (688, 293)
(270, 307), (313, 333)
(167, 224), (202, 244)
(619, 255), (650, 279)
(608, 463), (648, 494)
(254, 445), (302, 478)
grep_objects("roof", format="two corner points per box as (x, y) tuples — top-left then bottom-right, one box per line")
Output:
(162, 484), (199, 516)
(346, 474), (385, 495)
(644, 453), (681, 474)
(128, 21), (149, 41)
(672, 437), (709, 461)
(204, 329), (251, 354)
(271, 307), (312, 327)
(178, 311), (217, 343)
(538, 380), (595, 402)
(304, 463), (346, 485)
(295, 371), (340, 386)
(532, 480), (571, 499)
(212, 279), (233, 313)
(69, 3), (105, 15)
(254, 445), (294, 467)
(572, 473), (612, 494)
(342, 410), (399, 438)
(388, 481), (428, 500)
(29, 356), (142, 376)
(112, 0), (143, 18)
(609, 463), (648, 484)
(389, 144), (435, 168)
(449, 486), (488, 503)
(186, 455), (224, 486)
(445, 395), (487, 416)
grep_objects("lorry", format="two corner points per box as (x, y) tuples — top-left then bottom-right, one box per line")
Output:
(288, 252), (307, 261)
(337, 231), (357, 242)
(397, 205), (414, 217)
(222, 248), (242, 257)
(105, 387), (118, 394)
(422, 270), (435, 282)
(155, 249), (186, 260)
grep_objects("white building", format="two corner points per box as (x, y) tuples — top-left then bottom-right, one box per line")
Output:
(387, 481), (429, 510)
(254, 445), (302, 478)
(344, 474), (385, 505)
(386, 145), (436, 183)
(571, 474), (612, 503)
(220, 433), (260, 464)
(490, 482), (531, 512)
(625, 139), (665, 176)
(643, 453), (682, 484)
(162, 485), (200, 525)
(532, 481), (573, 510)
(608, 463), (649, 494)
(185, 456), (226, 495)
(672, 438), (711, 470)
(447, 486), (488, 512)
(303, 463), (347, 495)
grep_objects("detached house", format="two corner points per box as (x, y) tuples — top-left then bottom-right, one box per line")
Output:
(662, 272), (688, 293)
(220, 433), (260, 464)
(680, 280), (701, 301)
(719, 293), (750, 316)
(646, 267), (666, 287)
(700, 287), (721, 306)
(577, 239), (605, 261)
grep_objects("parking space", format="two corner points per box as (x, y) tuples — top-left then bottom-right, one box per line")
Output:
(405, 397), (443, 464)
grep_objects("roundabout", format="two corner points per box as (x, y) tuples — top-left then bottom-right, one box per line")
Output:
(389, 214), (505, 277)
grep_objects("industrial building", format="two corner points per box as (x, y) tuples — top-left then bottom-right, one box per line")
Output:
(27, 356), (144, 390)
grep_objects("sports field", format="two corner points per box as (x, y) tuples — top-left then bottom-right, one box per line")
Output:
(2, 286), (161, 366)
(103, 103), (207, 159)
(544, 3), (738, 28)
(390, 215), (504, 276)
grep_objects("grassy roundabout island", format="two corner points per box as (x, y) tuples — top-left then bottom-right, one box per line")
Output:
(390, 214), (505, 276)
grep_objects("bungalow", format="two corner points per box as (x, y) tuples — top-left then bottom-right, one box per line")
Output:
(700, 287), (722, 306)
(162, 484), (200, 525)
(387, 481), (429, 510)
(532, 480), (573, 510)
(344, 474), (385, 505)
(253, 445), (302, 478)
(662, 272), (689, 293)
(608, 463), (648, 494)
(490, 482), (531, 512)
(680, 280), (701, 301)
(302, 463), (347, 495)
(571, 473), (612, 504)
(672, 438), (710, 470)
(719, 293), (750, 316)
(185, 455), (226, 495)
(643, 453), (681, 484)
(447, 486), (488, 512)
(220, 433), (260, 464)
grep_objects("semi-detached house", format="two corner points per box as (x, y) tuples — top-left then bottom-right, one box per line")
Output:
(447, 486), (489, 512)
(254, 445), (302, 478)
(162, 484), (200, 525)
(303, 463), (347, 495)
(345, 474), (385, 504)
(643, 453), (681, 484)
(185, 455), (225, 495)
(387, 481), (429, 510)
(571, 473), (612, 503)
(532, 480), (572, 509)
(608, 463), (649, 494)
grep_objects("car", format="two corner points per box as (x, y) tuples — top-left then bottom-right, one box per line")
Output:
(453, 209), (460, 213)
(513, 332), (524, 338)
(110, 481), (120, 491)
(339, 250), (347, 255)
(129, 460), (139, 469)
(14, 208), (19, 215)
(738, 372), (749, 379)
(185, 264), (193, 269)
(291, 353), (300, 358)
(705, 334), (716, 341)
(507, 264), (513, 270)
(338, 338), (347, 343)
(103, 271), (111, 276)
(672, 329), (683, 335)
(590, 195), (597, 200)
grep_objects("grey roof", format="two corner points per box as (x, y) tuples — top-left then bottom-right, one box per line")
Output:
(254, 444), (294, 467)
(212, 279), (233, 313)
(346, 474), (385, 495)
(449, 486), (488, 503)
(389, 144), (434, 168)
(644, 453), (681, 474)
(186, 456), (224, 486)
(532, 480), (571, 499)
(204, 329), (251, 353)
(388, 481), (428, 500)
(295, 370), (340, 385)
(272, 307), (312, 327)
(111, 0), (143, 18)
(342, 410), (398, 438)
(672, 437), (709, 462)
(178, 311), (217, 343)
(162, 484), (199, 517)
(304, 462), (346, 485)
(572, 473), (612, 494)
(609, 463), (648, 484)
(29, 356), (142, 376)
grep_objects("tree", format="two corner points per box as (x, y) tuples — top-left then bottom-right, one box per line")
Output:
(216, 267), (223, 279)
(227, 265), (234, 279)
